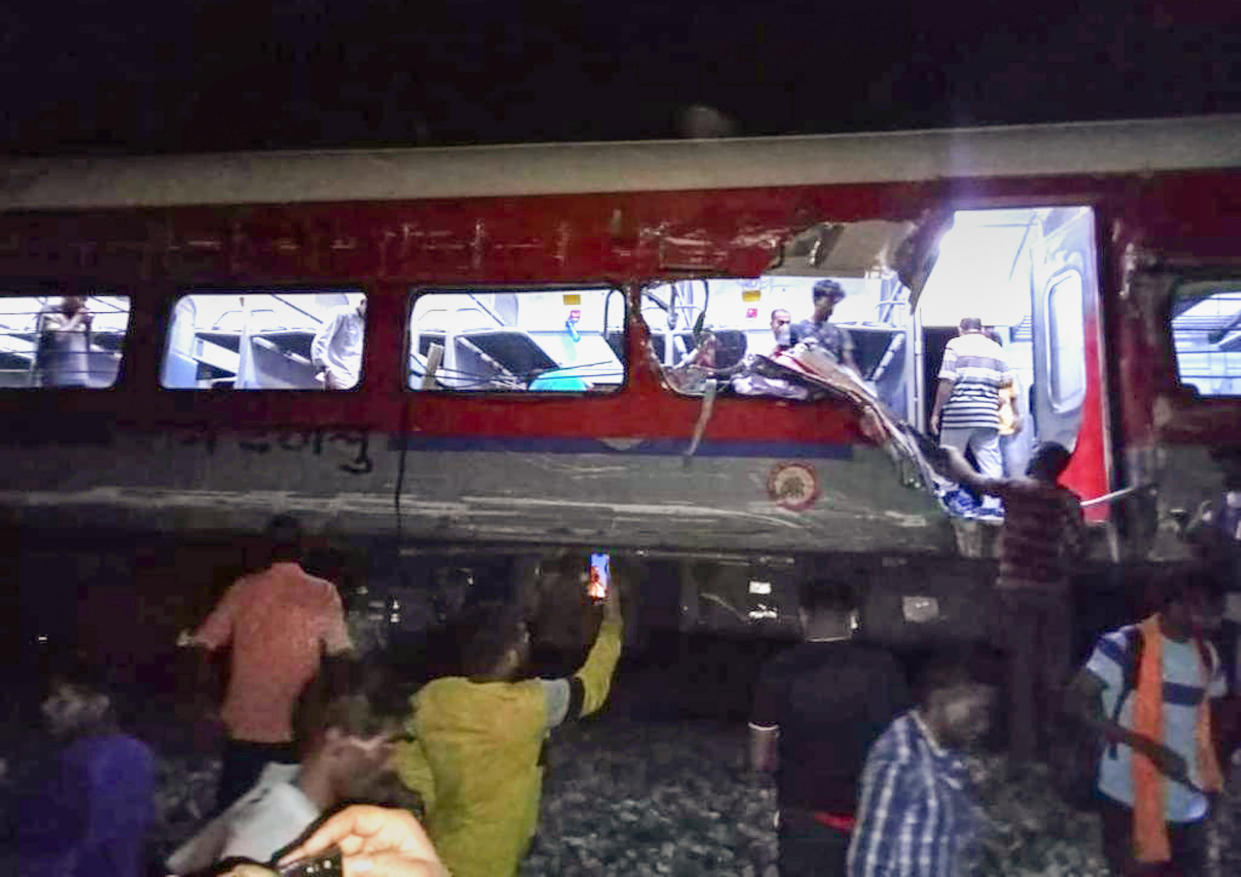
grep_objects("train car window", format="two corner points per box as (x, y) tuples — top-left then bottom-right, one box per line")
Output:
(407, 288), (625, 393)
(644, 276), (915, 418)
(1046, 270), (1087, 411)
(0, 294), (131, 389)
(1171, 280), (1241, 398)
(160, 291), (366, 390)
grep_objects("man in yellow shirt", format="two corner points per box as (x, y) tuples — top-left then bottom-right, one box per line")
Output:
(393, 564), (623, 877)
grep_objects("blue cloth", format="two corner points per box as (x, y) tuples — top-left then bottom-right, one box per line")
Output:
(1085, 626), (1226, 822)
(847, 712), (979, 877)
(18, 733), (155, 877)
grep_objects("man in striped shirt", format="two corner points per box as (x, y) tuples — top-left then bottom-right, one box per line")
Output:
(930, 318), (1013, 515)
(847, 657), (994, 877)
(931, 441), (1086, 761)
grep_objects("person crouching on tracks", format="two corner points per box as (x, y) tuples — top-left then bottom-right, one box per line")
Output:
(749, 580), (909, 876)
(1067, 571), (1227, 876)
(391, 560), (623, 877)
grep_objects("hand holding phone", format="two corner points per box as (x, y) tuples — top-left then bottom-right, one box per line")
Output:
(277, 805), (445, 877)
(588, 553), (610, 602)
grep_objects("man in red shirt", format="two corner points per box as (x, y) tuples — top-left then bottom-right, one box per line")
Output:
(185, 515), (354, 810)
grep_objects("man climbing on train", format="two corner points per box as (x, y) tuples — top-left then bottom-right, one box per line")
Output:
(929, 316), (1013, 517)
(929, 441), (1085, 762)
(392, 556), (623, 877)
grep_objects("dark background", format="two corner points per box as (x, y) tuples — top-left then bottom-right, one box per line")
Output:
(3, 0), (1239, 155)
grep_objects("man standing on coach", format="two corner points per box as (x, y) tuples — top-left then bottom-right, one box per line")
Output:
(183, 514), (354, 811)
(749, 581), (909, 875)
(930, 316), (1013, 516)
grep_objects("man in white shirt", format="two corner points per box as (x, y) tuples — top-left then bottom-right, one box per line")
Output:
(311, 296), (366, 389)
(169, 680), (402, 871)
(930, 317), (1013, 515)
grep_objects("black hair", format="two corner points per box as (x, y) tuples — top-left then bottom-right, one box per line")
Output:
(42, 650), (120, 726)
(1155, 564), (1224, 610)
(265, 513), (304, 563)
(1026, 442), (1072, 479)
(798, 579), (857, 617)
(461, 601), (527, 678)
(911, 646), (992, 707)
(811, 279), (846, 301)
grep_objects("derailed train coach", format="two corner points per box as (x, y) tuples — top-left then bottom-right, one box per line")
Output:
(0, 115), (1239, 670)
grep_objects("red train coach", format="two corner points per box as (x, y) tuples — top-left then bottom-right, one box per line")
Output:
(1, 115), (1239, 654)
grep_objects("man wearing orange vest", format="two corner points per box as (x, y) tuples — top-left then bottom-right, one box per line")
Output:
(1069, 572), (1226, 875)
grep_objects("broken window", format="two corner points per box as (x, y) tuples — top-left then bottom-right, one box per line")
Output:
(1171, 281), (1241, 398)
(0, 293), (131, 389)
(407, 287), (625, 393)
(160, 291), (366, 390)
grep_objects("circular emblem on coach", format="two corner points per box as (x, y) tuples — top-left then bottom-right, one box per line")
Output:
(767, 462), (819, 510)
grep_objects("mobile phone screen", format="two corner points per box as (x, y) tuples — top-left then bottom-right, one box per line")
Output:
(588, 552), (610, 601)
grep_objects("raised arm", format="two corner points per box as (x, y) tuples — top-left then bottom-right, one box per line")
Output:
(541, 582), (624, 729)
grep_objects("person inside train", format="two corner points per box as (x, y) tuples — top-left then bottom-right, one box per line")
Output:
(930, 316), (1013, 517)
(985, 329), (1029, 478)
(16, 654), (155, 877)
(749, 580), (909, 876)
(311, 294), (366, 389)
(36, 295), (94, 387)
(769, 307), (793, 355)
(788, 280), (859, 375)
(391, 560), (623, 877)
(168, 666), (406, 872)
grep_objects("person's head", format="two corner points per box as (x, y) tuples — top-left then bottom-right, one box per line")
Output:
(41, 656), (115, 739)
(798, 579), (858, 639)
(60, 296), (87, 315)
(1156, 567), (1224, 640)
(348, 293), (367, 318)
(915, 654), (995, 750)
(957, 317), (983, 336)
(1025, 442), (1072, 483)
(770, 308), (792, 340)
(296, 677), (404, 804)
(462, 601), (531, 680)
(811, 280), (846, 321)
(265, 514), (304, 564)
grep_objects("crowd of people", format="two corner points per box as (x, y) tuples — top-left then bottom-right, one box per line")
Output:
(7, 435), (1241, 876)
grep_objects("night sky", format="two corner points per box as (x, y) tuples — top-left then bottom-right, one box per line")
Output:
(2, 0), (1239, 155)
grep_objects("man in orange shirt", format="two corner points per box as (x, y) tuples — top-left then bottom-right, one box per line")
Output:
(185, 515), (354, 811)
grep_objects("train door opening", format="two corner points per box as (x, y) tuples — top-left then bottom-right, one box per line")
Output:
(916, 206), (1110, 516)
